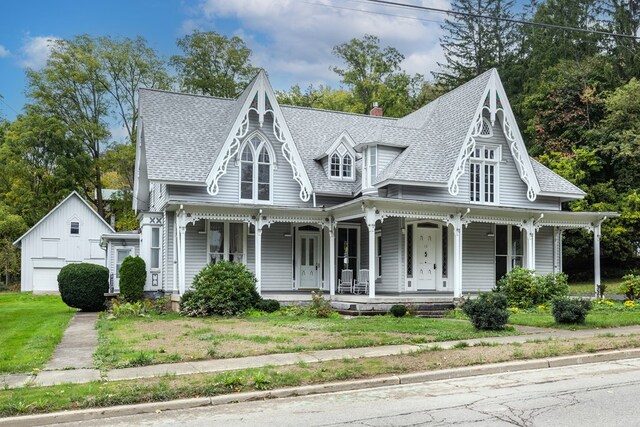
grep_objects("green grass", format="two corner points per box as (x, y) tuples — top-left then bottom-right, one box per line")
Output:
(569, 278), (623, 295)
(0, 292), (75, 373)
(509, 302), (640, 329)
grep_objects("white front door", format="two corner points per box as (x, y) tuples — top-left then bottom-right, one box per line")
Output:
(114, 248), (132, 291)
(297, 232), (321, 289)
(415, 227), (438, 291)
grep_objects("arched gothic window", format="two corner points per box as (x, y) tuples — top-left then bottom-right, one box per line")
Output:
(330, 153), (341, 177)
(328, 146), (354, 181)
(240, 134), (273, 202)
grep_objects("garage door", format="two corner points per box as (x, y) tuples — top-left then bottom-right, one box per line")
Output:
(33, 268), (61, 293)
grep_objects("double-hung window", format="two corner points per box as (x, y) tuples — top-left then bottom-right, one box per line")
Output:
(240, 134), (273, 203)
(368, 146), (377, 184)
(150, 228), (160, 269)
(470, 145), (499, 204)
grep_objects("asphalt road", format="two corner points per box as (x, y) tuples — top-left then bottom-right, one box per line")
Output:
(64, 358), (640, 426)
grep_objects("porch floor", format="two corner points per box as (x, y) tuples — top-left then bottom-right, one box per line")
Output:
(262, 291), (456, 304)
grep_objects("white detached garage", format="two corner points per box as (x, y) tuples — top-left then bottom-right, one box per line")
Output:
(13, 191), (114, 293)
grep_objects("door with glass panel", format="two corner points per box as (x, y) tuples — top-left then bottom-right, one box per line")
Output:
(495, 225), (523, 282)
(337, 226), (358, 285)
(297, 232), (320, 288)
(114, 248), (132, 291)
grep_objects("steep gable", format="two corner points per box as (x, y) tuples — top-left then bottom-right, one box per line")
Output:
(205, 70), (313, 202)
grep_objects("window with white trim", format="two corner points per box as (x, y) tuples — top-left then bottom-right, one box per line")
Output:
(469, 144), (499, 204)
(240, 134), (273, 203)
(328, 144), (354, 181)
(208, 221), (245, 264)
(150, 227), (160, 270)
(368, 145), (377, 183)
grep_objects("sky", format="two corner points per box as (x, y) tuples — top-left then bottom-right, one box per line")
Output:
(0, 0), (452, 123)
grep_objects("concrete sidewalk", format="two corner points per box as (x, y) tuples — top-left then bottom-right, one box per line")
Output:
(3, 324), (640, 390)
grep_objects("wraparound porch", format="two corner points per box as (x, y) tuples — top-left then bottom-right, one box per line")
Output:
(166, 198), (616, 299)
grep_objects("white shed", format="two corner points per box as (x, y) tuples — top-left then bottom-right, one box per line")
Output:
(13, 191), (114, 293)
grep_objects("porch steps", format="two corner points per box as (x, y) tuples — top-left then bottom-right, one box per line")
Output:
(333, 302), (455, 318)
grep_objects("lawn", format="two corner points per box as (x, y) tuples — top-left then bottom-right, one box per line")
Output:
(569, 278), (623, 295)
(509, 300), (640, 329)
(0, 292), (75, 374)
(94, 311), (518, 370)
(4, 333), (640, 417)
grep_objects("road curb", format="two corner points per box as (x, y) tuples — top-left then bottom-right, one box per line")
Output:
(3, 348), (640, 426)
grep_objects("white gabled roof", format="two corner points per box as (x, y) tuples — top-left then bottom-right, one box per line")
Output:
(13, 191), (115, 247)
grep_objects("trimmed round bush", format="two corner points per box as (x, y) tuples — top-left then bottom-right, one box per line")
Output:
(257, 299), (280, 313)
(389, 304), (407, 317)
(119, 256), (146, 302)
(58, 263), (109, 311)
(185, 260), (260, 316)
(462, 292), (509, 330)
(552, 297), (592, 324)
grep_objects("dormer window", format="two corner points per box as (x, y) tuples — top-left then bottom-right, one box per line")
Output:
(328, 144), (354, 181)
(240, 134), (274, 203)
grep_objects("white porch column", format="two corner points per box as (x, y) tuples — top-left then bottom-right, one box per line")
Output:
(365, 207), (377, 298)
(552, 227), (562, 274)
(452, 213), (464, 299)
(254, 225), (263, 295)
(329, 220), (336, 296)
(524, 218), (536, 271)
(594, 221), (602, 297)
(176, 211), (188, 295)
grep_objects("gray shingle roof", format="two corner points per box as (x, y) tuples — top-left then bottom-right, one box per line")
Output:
(531, 158), (585, 196)
(139, 68), (584, 198)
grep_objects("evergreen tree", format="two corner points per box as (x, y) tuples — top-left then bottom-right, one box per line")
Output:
(435, 0), (517, 89)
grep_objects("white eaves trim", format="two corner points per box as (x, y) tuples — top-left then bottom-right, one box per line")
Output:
(13, 191), (114, 247)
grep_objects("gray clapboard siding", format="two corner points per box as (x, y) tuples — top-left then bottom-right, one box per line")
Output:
(379, 217), (401, 292)
(390, 115), (560, 211)
(462, 222), (495, 292)
(184, 220), (207, 290)
(535, 227), (554, 275)
(377, 146), (403, 176)
(260, 223), (293, 291)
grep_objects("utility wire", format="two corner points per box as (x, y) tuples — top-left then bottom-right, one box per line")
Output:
(353, 0), (640, 40)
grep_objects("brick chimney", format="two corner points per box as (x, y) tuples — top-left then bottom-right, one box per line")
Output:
(369, 102), (383, 117)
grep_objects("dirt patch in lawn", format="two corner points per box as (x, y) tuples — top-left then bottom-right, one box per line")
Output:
(97, 316), (441, 368)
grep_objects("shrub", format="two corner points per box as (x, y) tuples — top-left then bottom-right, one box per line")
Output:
(389, 304), (407, 317)
(184, 261), (261, 316)
(119, 256), (147, 302)
(462, 292), (509, 330)
(496, 268), (569, 308)
(257, 299), (280, 313)
(307, 291), (333, 318)
(107, 297), (168, 319)
(58, 263), (109, 312)
(620, 274), (640, 301)
(180, 291), (207, 317)
(552, 297), (592, 324)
